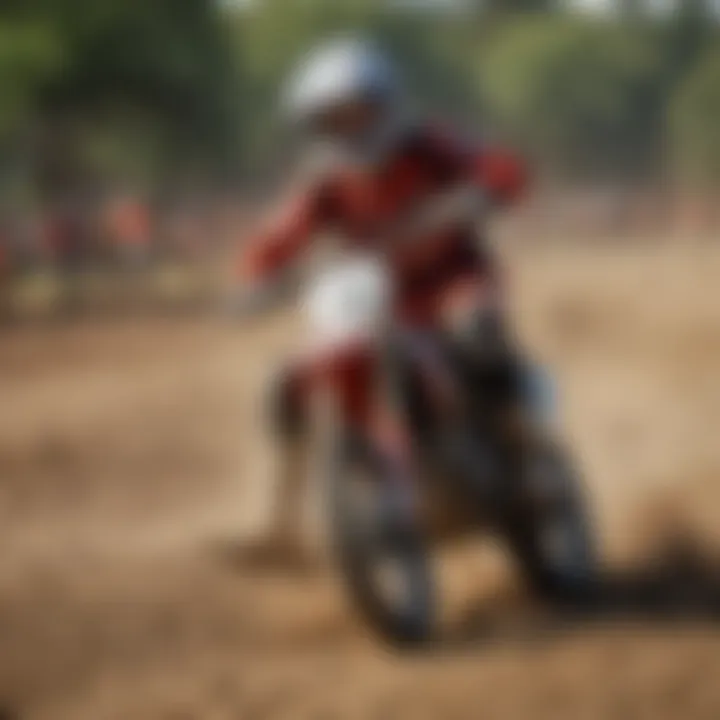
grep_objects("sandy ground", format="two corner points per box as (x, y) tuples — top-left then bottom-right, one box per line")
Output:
(2, 242), (720, 719)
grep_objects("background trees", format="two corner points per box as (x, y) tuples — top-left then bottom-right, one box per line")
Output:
(0, 0), (718, 201)
(671, 49), (720, 190)
(1, 0), (239, 202)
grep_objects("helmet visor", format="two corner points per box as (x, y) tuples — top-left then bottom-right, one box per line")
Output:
(309, 98), (384, 144)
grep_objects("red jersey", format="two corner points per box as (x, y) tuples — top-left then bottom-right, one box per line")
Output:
(240, 124), (527, 311)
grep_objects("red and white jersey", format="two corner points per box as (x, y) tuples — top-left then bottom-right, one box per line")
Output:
(239, 122), (528, 322)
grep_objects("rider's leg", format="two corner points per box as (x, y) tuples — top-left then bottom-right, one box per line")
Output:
(265, 360), (312, 546)
(236, 356), (315, 564)
(427, 276), (540, 497)
(445, 284), (558, 438)
(397, 322), (500, 497)
(439, 276), (527, 432)
(254, 341), (379, 558)
(453, 304), (566, 511)
(398, 326), (465, 421)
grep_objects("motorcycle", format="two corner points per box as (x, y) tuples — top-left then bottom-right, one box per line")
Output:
(235, 187), (597, 646)
(301, 250), (597, 647)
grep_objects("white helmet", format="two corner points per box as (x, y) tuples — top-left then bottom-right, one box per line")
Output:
(284, 38), (399, 126)
(282, 38), (409, 168)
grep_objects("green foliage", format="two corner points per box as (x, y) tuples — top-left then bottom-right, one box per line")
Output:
(481, 0), (559, 14)
(1, 0), (240, 196)
(670, 49), (720, 187)
(1, 0), (720, 199)
(480, 17), (664, 178)
(0, 21), (64, 141)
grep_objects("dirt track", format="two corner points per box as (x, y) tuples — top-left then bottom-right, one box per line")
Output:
(2, 243), (720, 719)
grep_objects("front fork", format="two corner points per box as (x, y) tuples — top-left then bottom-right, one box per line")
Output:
(352, 332), (430, 531)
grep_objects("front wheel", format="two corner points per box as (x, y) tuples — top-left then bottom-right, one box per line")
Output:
(327, 434), (435, 647)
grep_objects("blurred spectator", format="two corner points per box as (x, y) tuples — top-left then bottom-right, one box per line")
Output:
(43, 201), (86, 272)
(41, 199), (89, 315)
(104, 195), (153, 268)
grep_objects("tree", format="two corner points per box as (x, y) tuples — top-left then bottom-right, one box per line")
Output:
(670, 49), (720, 188)
(478, 17), (664, 180)
(0, 20), (65, 211)
(481, 0), (558, 14)
(2, 0), (242, 198)
(0, 21), (63, 145)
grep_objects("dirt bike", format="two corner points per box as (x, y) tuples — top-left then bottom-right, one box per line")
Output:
(234, 187), (596, 646)
(302, 250), (597, 647)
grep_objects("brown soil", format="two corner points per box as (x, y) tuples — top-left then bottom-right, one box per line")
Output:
(1, 243), (720, 720)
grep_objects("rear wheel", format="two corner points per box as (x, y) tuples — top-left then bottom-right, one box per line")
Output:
(507, 441), (598, 607)
(327, 434), (435, 647)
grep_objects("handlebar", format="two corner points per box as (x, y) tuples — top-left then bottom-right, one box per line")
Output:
(230, 185), (489, 320)
(381, 185), (489, 251)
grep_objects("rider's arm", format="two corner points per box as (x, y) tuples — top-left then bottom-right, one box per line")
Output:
(471, 146), (528, 208)
(421, 125), (528, 208)
(389, 129), (528, 242)
(237, 182), (336, 285)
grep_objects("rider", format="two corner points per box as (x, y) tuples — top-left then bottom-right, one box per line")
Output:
(236, 38), (530, 558)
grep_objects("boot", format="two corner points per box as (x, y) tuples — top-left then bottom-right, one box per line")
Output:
(235, 436), (316, 569)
